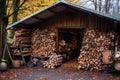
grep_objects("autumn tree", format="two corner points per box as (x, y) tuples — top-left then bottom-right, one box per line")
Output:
(0, 0), (26, 59)
(8, 0), (20, 40)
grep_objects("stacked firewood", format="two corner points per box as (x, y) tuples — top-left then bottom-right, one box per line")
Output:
(59, 40), (72, 52)
(59, 39), (77, 52)
(43, 53), (63, 68)
(31, 29), (56, 57)
(78, 29), (115, 72)
(11, 28), (32, 55)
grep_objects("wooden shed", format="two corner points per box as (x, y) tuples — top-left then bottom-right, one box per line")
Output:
(7, 1), (120, 71)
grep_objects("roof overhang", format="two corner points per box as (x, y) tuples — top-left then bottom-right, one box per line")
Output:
(7, 1), (120, 29)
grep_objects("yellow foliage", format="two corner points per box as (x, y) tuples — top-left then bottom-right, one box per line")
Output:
(18, 0), (57, 20)
(66, 0), (80, 4)
(8, 0), (57, 24)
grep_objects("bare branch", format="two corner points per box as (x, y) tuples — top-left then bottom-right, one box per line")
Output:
(80, 0), (90, 6)
(7, 0), (26, 18)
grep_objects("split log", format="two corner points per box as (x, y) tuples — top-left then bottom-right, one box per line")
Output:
(43, 53), (63, 68)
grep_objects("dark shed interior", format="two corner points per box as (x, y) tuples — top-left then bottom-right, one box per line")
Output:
(58, 28), (84, 62)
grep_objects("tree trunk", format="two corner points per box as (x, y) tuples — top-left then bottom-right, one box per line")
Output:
(104, 0), (110, 13)
(0, 18), (8, 58)
(0, 0), (7, 58)
(0, 0), (6, 18)
(116, 0), (120, 14)
(99, 0), (102, 12)
(12, 0), (20, 23)
(90, 0), (97, 10)
(8, 0), (20, 39)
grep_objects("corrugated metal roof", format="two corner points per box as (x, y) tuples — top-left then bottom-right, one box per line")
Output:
(7, 1), (120, 29)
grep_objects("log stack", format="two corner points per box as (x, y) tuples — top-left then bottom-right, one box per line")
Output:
(31, 28), (56, 57)
(43, 53), (63, 68)
(78, 29), (115, 72)
(11, 28), (32, 55)
(59, 40), (73, 52)
(59, 36), (77, 52)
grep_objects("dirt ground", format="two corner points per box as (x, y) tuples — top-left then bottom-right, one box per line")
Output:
(0, 60), (120, 80)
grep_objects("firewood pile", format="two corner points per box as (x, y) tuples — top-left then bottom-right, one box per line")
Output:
(78, 29), (115, 72)
(43, 53), (63, 68)
(59, 38), (77, 52)
(59, 40), (73, 52)
(31, 29), (56, 57)
(11, 28), (32, 55)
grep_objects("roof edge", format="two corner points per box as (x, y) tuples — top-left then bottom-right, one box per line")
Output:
(7, 1), (120, 29)
(63, 2), (120, 22)
(7, 1), (63, 29)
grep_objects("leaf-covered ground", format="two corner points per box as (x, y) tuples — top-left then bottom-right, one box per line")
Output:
(0, 60), (120, 80)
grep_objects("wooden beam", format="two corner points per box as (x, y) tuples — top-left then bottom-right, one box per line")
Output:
(34, 16), (46, 21)
(64, 4), (90, 15)
(57, 26), (85, 29)
(48, 9), (58, 14)
(114, 21), (118, 34)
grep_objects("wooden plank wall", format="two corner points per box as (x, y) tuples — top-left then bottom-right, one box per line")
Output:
(40, 12), (114, 33)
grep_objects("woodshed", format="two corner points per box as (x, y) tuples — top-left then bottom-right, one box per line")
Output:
(7, 1), (120, 72)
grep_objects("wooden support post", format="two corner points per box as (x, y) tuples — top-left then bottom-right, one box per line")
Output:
(114, 21), (118, 34)
(56, 28), (59, 54)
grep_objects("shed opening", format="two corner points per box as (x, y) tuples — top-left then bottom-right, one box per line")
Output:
(58, 28), (84, 68)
